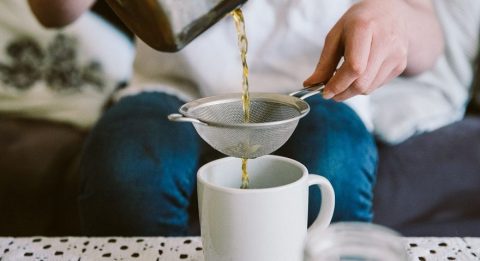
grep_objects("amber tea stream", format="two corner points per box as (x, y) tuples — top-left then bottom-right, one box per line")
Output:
(231, 8), (250, 189)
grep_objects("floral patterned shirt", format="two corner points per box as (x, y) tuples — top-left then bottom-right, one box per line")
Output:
(0, 0), (134, 128)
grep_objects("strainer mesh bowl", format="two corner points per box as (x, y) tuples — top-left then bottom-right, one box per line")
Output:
(180, 93), (309, 158)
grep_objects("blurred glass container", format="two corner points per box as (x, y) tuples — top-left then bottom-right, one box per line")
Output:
(304, 222), (408, 261)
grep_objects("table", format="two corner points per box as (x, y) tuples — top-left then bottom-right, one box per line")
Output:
(0, 237), (479, 260)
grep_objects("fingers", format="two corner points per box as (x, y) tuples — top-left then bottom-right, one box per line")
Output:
(371, 58), (407, 89)
(303, 24), (343, 87)
(334, 60), (385, 101)
(333, 35), (383, 101)
(304, 2), (410, 102)
(334, 52), (406, 101)
(322, 22), (373, 99)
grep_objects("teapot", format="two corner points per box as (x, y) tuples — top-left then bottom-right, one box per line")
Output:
(105, 0), (247, 52)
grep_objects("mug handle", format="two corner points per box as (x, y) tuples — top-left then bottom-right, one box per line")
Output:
(307, 175), (335, 232)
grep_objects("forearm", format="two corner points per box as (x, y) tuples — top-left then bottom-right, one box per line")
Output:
(28, 0), (95, 28)
(402, 0), (444, 75)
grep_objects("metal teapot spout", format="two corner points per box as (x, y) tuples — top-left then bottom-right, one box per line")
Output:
(106, 0), (247, 52)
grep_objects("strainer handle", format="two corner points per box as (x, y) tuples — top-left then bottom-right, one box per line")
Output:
(289, 83), (325, 100)
(168, 113), (208, 126)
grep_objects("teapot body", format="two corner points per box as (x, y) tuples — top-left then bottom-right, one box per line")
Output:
(106, 0), (246, 52)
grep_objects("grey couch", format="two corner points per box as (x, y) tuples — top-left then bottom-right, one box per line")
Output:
(373, 55), (480, 236)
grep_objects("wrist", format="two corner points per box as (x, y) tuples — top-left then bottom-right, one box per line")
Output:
(403, 0), (444, 75)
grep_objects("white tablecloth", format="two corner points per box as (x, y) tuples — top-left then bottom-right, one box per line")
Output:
(0, 237), (479, 260)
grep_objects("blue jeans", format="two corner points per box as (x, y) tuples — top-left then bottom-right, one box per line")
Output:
(79, 92), (377, 236)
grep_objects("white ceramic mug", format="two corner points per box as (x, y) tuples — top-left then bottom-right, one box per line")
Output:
(197, 155), (335, 261)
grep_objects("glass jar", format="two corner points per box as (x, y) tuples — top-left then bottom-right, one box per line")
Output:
(304, 222), (408, 261)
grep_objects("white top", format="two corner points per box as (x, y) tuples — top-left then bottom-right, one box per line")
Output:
(122, 0), (480, 144)
(370, 0), (480, 143)
(0, 0), (135, 129)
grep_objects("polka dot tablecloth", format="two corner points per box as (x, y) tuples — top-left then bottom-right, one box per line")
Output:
(405, 238), (480, 261)
(0, 237), (203, 261)
(0, 237), (479, 260)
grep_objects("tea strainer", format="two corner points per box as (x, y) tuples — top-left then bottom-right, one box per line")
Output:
(168, 84), (324, 159)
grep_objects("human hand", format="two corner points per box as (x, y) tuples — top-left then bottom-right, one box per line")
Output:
(29, 0), (95, 27)
(304, 0), (410, 101)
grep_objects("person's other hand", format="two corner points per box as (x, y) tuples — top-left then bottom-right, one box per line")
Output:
(304, 0), (410, 101)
